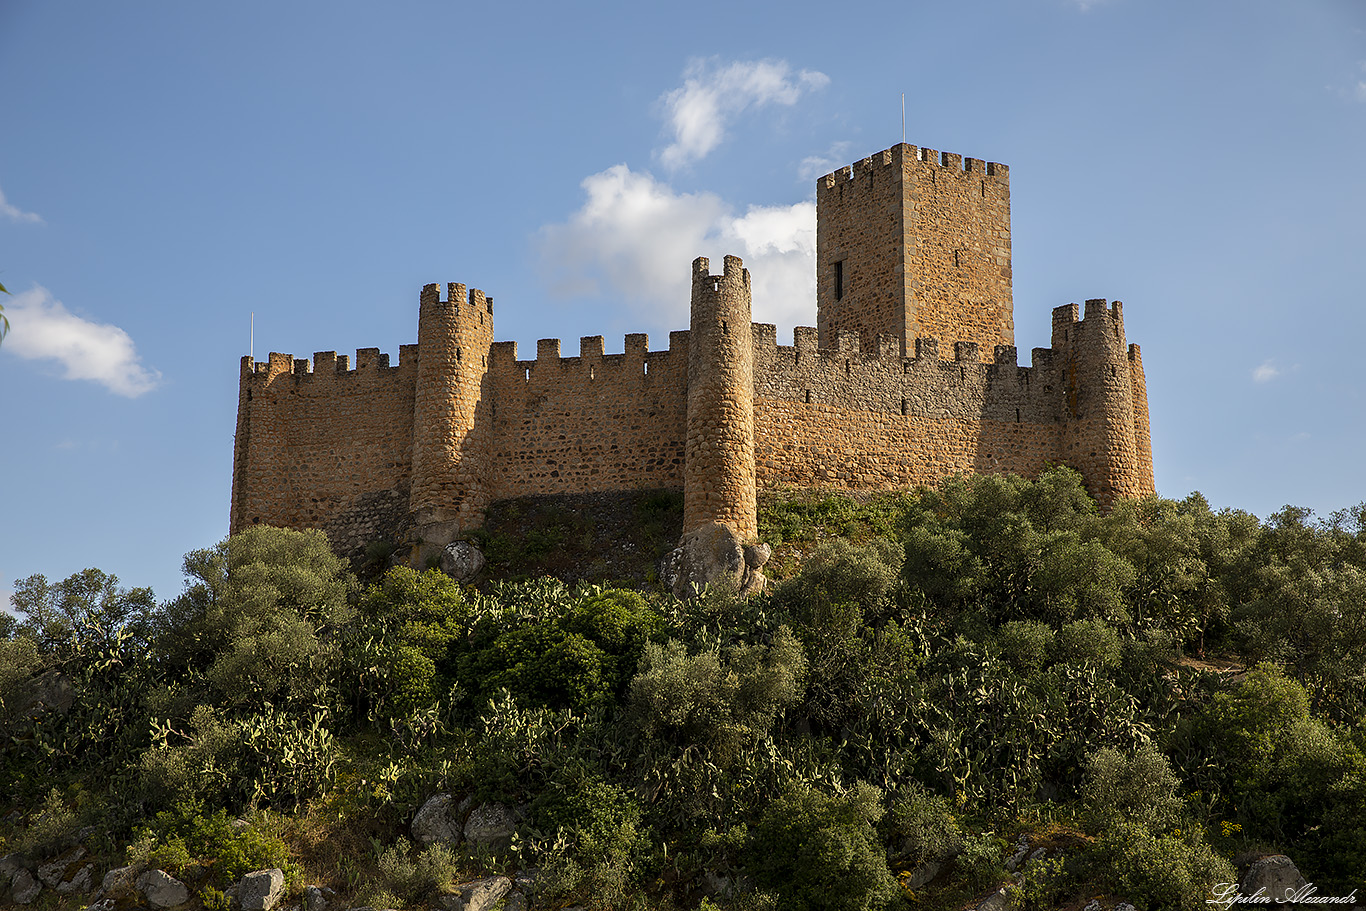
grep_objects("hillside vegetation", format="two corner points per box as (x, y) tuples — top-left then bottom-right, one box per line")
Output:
(3, 467), (1365, 910)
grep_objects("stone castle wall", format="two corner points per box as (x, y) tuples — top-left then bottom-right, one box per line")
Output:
(229, 141), (1158, 558)
(230, 347), (418, 557)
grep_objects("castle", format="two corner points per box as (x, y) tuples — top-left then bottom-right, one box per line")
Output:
(230, 142), (1156, 562)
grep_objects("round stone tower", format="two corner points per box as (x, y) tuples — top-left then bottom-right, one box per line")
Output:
(410, 282), (495, 550)
(684, 255), (758, 540)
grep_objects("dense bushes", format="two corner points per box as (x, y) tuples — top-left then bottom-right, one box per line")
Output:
(4, 470), (1366, 908)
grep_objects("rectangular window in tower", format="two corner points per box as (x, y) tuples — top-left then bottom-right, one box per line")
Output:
(834, 260), (845, 301)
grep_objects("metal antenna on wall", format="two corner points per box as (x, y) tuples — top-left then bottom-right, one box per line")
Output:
(901, 93), (906, 144)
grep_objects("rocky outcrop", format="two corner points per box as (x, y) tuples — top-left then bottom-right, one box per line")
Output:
(1240, 855), (1308, 901)
(440, 541), (485, 582)
(660, 521), (770, 598)
(463, 802), (517, 852)
(411, 793), (467, 846)
(240, 868), (286, 911)
(439, 875), (511, 911)
(137, 868), (190, 908)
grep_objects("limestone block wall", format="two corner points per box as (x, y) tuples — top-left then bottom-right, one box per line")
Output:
(484, 332), (689, 499)
(817, 144), (1013, 358)
(751, 323), (1065, 492)
(229, 347), (418, 553)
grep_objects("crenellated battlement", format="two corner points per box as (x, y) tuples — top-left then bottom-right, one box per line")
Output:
(817, 143), (1008, 194)
(242, 345), (418, 384)
(231, 135), (1155, 560)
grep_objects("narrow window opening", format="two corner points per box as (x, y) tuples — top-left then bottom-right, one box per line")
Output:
(1110, 365), (1117, 377)
(1016, 408), (1021, 423)
(981, 180), (986, 198)
(721, 320), (728, 333)
(903, 362), (910, 375)
(804, 389), (812, 404)
(644, 361), (649, 375)
(845, 360), (851, 375)
(590, 366), (595, 380)
(834, 261), (844, 301)
(524, 367), (530, 382)
(901, 399), (908, 415)
(960, 366), (965, 380)
(794, 352), (801, 366)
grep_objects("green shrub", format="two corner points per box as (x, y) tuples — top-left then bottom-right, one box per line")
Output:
(1052, 619), (1122, 669)
(882, 783), (963, 866)
(1091, 823), (1235, 911)
(366, 837), (460, 908)
(534, 776), (646, 907)
(995, 620), (1054, 672)
(128, 802), (300, 888)
(746, 782), (898, 911)
(1081, 742), (1182, 833)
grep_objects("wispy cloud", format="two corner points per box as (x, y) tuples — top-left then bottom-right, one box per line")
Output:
(0, 185), (44, 224)
(657, 58), (829, 170)
(539, 165), (815, 334)
(1069, 0), (1112, 10)
(1252, 359), (1284, 383)
(798, 142), (855, 183)
(1356, 61), (1366, 103)
(2, 287), (162, 397)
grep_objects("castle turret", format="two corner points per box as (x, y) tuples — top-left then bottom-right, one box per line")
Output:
(410, 282), (495, 551)
(684, 256), (757, 539)
(1053, 299), (1155, 507)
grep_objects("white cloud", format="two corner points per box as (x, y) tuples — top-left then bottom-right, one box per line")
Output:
(1252, 359), (1282, 383)
(1356, 61), (1366, 102)
(797, 141), (854, 183)
(2, 287), (162, 397)
(657, 58), (829, 170)
(0, 185), (43, 224)
(539, 165), (816, 334)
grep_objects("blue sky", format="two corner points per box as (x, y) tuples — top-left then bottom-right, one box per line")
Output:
(3, 0), (1365, 605)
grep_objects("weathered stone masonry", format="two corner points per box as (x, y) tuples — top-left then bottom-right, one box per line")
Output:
(230, 141), (1156, 558)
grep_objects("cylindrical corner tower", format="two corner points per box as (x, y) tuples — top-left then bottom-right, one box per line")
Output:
(1059, 299), (1148, 508)
(684, 255), (758, 539)
(410, 282), (495, 540)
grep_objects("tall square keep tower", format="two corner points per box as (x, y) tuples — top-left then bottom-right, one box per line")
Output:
(816, 143), (1014, 357)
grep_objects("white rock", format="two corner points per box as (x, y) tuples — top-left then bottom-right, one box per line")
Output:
(56, 863), (96, 894)
(412, 794), (463, 846)
(463, 803), (516, 851)
(11, 868), (41, 904)
(240, 868), (287, 911)
(137, 868), (190, 908)
(441, 875), (511, 911)
(38, 846), (87, 887)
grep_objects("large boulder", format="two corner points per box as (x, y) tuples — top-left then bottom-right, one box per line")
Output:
(463, 802), (517, 852)
(38, 846), (86, 887)
(438, 875), (511, 911)
(11, 868), (41, 904)
(660, 522), (769, 599)
(136, 869), (189, 908)
(240, 868), (286, 911)
(411, 794), (465, 846)
(440, 542), (485, 582)
(1240, 855), (1308, 901)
